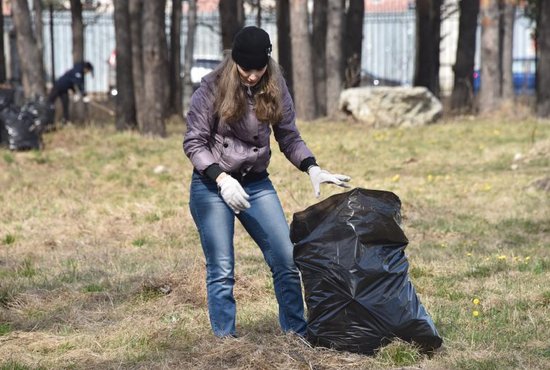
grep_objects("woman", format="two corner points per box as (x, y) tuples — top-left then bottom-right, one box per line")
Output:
(183, 26), (350, 338)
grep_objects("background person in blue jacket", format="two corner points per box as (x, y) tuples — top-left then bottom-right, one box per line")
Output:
(47, 61), (94, 123)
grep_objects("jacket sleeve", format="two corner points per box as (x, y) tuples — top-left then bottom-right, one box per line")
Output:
(71, 67), (86, 95)
(272, 80), (315, 170)
(183, 82), (218, 173)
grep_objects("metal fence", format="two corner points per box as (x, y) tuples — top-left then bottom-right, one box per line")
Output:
(2, 7), (536, 96)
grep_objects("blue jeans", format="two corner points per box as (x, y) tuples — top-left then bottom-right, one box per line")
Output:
(189, 172), (307, 337)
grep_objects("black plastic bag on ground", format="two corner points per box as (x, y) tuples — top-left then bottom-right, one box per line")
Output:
(0, 106), (43, 151)
(24, 96), (55, 128)
(290, 188), (442, 355)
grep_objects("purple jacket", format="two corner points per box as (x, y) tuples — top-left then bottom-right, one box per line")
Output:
(183, 70), (314, 177)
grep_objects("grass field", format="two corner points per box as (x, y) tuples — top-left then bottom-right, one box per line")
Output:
(0, 115), (549, 369)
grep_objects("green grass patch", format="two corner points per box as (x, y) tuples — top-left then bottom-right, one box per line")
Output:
(376, 340), (423, 367)
(82, 283), (106, 293)
(0, 323), (11, 336)
(0, 361), (40, 370)
(2, 234), (16, 245)
(17, 257), (37, 278)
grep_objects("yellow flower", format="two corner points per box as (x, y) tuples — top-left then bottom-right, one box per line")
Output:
(497, 255), (507, 260)
(473, 310), (479, 317)
(427, 174), (434, 182)
(473, 298), (480, 305)
(482, 183), (492, 191)
(466, 252), (472, 257)
(525, 256), (531, 261)
(391, 174), (400, 182)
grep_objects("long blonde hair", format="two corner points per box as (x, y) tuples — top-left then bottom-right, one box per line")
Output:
(215, 55), (284, 125)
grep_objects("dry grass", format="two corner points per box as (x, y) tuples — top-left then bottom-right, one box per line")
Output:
(0, 115), (549, 369)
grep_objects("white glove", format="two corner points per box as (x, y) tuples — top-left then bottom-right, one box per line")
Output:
(82, 96), (90, 103)
(217, 174), (251, 214)
(308, 166), (351, 198)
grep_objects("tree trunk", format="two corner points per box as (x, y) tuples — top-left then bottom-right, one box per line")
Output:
(414, 0), (442, 97)
(501, 0), (516, 100)
(141, 0), (167, 137)
(344, 0), (364, 88)
(290, 0), (316, 121)
(276, 0), (293, 96)
(479, 0), (501, 113)
(11, 0), (46, 97)
(70, 0), (84, 62)
(450, 0), (480, 113)
(326, 0), (344, 117)
(169, 0), (183, 117)
(130, 0), (145, 128)
(312, 0), (327, 116)
(0, 0), (6, 83)
(536, 0), (550, 116)
(219, 0), (244, 50)
(49, 3), (55, 84)
(256, 0), (262, 27)
(33, 0), (44, 57)
(183, 0), (197, 112)
(114, 0), (137, 130)
(70, 0), (86, 123)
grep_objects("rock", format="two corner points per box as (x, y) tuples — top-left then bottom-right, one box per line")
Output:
(339, 86), (442, 128)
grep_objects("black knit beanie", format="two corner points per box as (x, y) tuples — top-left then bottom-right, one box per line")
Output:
(231, 26), (272, 70)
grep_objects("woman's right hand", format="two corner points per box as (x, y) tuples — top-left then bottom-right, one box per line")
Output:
(216, 173), (251, 214)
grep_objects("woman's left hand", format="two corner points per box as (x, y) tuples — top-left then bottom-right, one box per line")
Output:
(308, 166), (351, 198)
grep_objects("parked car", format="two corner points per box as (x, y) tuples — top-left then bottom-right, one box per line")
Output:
(473, 57), (536, 95)
(107, 51), (221, 96)
(360, 70), (402, 87)
(187, 57), (222, 91)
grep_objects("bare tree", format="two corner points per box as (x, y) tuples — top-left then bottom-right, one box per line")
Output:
(290, 0), (316, 120)
(414, 0), (443, 97)
(141, 0), (168, 136)
(0, 0), (6, 83)
(312, 0), (327, 116)
(169, 0), (183, 116)
(537, 0), (550, 116)
(479, 0), (501, 113)
(183, 0), (197, 110)
(451, 0), (480, 113)
(33, 0), (44, 57)
(70, 0), (84, 63)
(219, 0), (244, 50)
(130, 0), (144, 128)
(326, 0), (344, 117)
(255, 0), (262, 27)
(344, 0), (364, 88)
(11, 0), (46, 97)
(114, 0), (137, 130)
(276, 0), (293, 95)
(70, 0), (87, 123)
(501, 0), (516, 100)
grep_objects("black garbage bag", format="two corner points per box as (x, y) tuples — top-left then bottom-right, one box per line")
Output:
(0, 106), (43, 151)
(290, 188), (442, 355)
(0, 88), (15, 110)
(23, 95), (55, 128)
